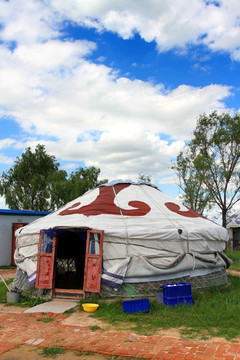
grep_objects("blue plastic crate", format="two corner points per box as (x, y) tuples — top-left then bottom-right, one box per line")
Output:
(162, 282), (192, 298)
(163, 295), (193, 307)
(122, 298), (150, 313)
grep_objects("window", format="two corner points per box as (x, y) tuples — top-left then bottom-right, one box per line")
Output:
(41, 232), (53, 253)
(89, 232), (100, 255)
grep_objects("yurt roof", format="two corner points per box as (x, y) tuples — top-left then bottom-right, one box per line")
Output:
(17, 180), (228, 243)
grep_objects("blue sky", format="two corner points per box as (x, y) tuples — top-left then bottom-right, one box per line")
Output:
(0, 0), (240, 210)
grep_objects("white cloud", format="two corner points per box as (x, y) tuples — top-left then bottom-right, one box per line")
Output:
(0, 154), (13, 165)
(14, 40), (96, 70)
(0, 18), (232, 183)
(47, 0), (240, 58)
(0, 44), (231, 139)
(0, 0), (237, 195)
(2, 1), (240, 57)
(0, 0), (59, 45)
(0, 138), (16, 150)
(0, 196), (7, 209)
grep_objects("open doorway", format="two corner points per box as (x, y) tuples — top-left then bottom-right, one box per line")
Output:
(35, 228), (104, 298)
(233, 228), (240, 250)
(55, 229), (87, 290)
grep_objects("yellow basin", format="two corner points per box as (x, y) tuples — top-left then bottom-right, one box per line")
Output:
(82, 303), (99, 313)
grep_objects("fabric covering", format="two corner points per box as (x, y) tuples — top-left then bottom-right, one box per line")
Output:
(227, 212), (240, 229)
(14, 180), (230, 290)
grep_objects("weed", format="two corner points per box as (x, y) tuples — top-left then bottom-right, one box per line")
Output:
(89, 325), (101, 331)
(74, 351), (83, 356)
(84, 350), (94, 355)
(0, 279), (13, 303)
(64, 308), (75, 314)
(37, 317), (55, 323)
(54, 338), (64, 343)
(41, 346), (66, 358)
(19, 290), (46, 307)
(225, 251), (240, 271)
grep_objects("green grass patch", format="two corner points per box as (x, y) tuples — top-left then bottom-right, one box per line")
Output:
(89, 325), (101, 331)
(18, 289), (47, 307)
(63, 307), (75, 314)
(41, 346), (66, 358)
(0, 279), (13, 303)
(84, 350), (94, 355)
(37, 317), (55, 323)
(88, 275), (240, 341)
(0, 280), (47, 307)
(225, 250), (240, 271)
(0, 266), (16, 270)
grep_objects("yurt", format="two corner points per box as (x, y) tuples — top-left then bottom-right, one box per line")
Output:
(13, 180), (231, 298)
(227, 211), (240, 250)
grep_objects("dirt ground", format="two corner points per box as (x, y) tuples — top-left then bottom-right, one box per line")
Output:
(0, 269), (16, 281)
(0, 345), (110, 360)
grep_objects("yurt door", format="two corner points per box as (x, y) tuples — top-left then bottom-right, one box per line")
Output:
(83, 230), (103, 293)
(35, 231), (56, 289)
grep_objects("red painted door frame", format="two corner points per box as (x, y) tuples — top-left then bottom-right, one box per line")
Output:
(35, 231), (56, 289)
(35, 229), (104, 294)
(83, 230), (104, 293)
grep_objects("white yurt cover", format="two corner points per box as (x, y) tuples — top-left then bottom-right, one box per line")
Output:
(227, 212), (240, 229)
(15, 180), (230, 289)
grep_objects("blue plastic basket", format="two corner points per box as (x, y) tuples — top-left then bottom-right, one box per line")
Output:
(122, 298), (150, 313)
(163, 295), (193, 307)
(162, 282), (192, 298)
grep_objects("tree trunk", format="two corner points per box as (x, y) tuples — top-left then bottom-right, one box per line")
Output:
(222, 208), (227, 228)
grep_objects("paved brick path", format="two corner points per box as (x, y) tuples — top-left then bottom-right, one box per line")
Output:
(1, 311), (240, 359)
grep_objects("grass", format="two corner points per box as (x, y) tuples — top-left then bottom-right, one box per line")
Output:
(225, 250), (240, 271)
(84, 350), (94, 355)
(15, 286), (48, 307)
(37, 317), (55, 323)
(63, 307), (75, 314)
(0, 265), (16, 270)
(89, 325), (101, 331)
(0, 278), (47, 307)
(0, 279), (13, 303)
(85, 274), (240, 341)
(40, 346), (66, 358)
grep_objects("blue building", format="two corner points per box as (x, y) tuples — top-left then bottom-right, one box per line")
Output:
(0, 209), (49, 266)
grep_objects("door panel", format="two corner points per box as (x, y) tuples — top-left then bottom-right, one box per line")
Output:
(83, 230), (103, 293)
(35, 231), (56, 289)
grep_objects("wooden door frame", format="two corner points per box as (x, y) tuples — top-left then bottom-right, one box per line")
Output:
(35, 230), (57, 289)
(83, 229), (104, 293)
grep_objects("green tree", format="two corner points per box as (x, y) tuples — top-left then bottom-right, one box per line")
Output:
(0, 144), (66, 211)
(0, 145), (108, 211)
(173, 111), (240, 227)
(138, 173), (152, 182)
(48, 169), (70, 210)
(172, 149), (213, 215)
(67, 166), (107, 201)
